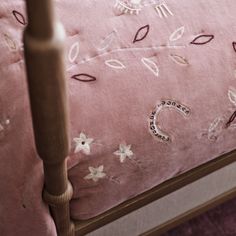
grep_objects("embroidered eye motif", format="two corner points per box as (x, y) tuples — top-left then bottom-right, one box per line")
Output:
(114, 0), (142, 15)
(149, 100), (190, 142)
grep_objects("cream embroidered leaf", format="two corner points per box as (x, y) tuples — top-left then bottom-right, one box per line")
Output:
(190, 35), (214, 45)
(169, 54), (189, 66)
(12, 10), (26, 25)
(4, 34), (17, 51)
(228, 88), (236, 106)
(207, 117), (224, 141)
(0, 124), (4, 132)
(169, 26), (185, 41)
(208, 117), (223, 133)
(98, 31), (116, 51)
(133, 25), (150, 43)
(105, 59), (126, 69)
(68, 42), (80, 63)
(141, 57), (159, 77)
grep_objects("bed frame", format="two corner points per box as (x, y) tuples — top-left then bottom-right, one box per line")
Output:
(23, 1), (236, 235)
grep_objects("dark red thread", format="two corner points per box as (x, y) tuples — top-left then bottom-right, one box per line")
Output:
(226, 110), (236, 128)
(233, 42), (236, 53)
(12, 10), (26, 25)
(190, 35), (214, 45)
(133, 24), (150, 43)
(71, 73), (96, 82)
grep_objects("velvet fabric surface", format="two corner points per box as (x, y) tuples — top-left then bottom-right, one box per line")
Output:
(163, 197), (236, 236)
(0, 0), (236, 235)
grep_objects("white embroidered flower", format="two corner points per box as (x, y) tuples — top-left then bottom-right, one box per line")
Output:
(84, 165), (106, 182)
(114, 143), (134, 163)
(73, 132), (93, 155)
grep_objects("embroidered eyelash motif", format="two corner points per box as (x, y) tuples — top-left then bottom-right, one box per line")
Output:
(149, 100), (190, 142)
(155, 2), (173, 18)
(114, 0), (142, 15)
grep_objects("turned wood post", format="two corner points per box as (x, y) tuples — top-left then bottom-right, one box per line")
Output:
(23, 1), (75, 235)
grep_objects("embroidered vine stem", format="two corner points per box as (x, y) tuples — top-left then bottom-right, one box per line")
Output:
(66, 44), (186, 71)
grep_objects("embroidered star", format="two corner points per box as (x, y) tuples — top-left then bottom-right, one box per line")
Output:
(113, 143), (134, 163)
(84, 165), (106, 182)
(73, 132), (94, 155)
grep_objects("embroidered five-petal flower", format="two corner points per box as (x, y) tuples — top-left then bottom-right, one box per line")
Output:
(84, 165), (106, 182)
(113, 143), (134, 163)
(73, 132), (94, 155)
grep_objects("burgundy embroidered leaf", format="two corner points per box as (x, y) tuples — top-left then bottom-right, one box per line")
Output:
(169, 26), (185, 41)
(12, 10), (26, 25)
(226, 111), (236, 128)
(98, 31), (116, 51)
(169, 54), (189, 66)
(190, 35), (214, 45)
(141, 57), (159, 77)
(105, 59), (126, 69)
(233, 42), (236, 53)
(68, 42), (80, 63)
(133, 25), (150, 43)
(71, 74), (96, 82)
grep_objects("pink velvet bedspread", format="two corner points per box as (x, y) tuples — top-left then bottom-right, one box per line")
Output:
(1, 0), (236, 235)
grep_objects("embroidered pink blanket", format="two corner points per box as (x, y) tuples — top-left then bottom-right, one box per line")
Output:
(1, 0), (236, 234)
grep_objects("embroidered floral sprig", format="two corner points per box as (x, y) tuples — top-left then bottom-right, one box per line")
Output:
(114, 143), (134, 163)
(73, 132), (94, 155)
(84, 165), (106, 182)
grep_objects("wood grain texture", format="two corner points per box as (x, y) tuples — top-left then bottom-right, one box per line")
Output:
(23, 1), (74, 235)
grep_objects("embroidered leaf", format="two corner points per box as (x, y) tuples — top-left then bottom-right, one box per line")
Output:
(141, 57), (159, 77)
(208, 117), (223, 133)
(169, 26), (185, 41)
(0, 124), (4, 132)
(71, 74), (96, 82)
(226, 111), (236, 128)
(207, 117), (223, 141)
(105, 59), (126, 69)
(98, 31), (116, 51)
(190, 35), (214, 45)
(68, 42), (80, 63)
(233, 42), (236, 53)
(169, 54), (189, 66)
(4, 34), (17, 51)
(12, 10), (26, 25)
(133, 25), (150, 43)
(228, 88), (236, 106)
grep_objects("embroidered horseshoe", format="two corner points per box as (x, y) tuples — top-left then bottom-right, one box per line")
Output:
(149, 100), (190, 142)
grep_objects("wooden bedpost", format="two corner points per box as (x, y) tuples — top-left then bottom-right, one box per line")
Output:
(23, 1), (75, 235)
